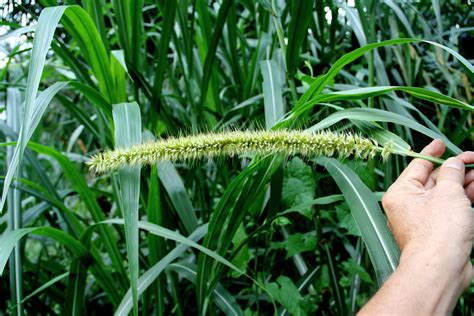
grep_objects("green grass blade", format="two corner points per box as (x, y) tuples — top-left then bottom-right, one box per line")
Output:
(338, 3), (367, 46)
(168, 262), (244, 316)
(157, 161), (198, 234)
(146, 166), (165, 314)
(68, 81), (113, 118)
(41, 2), (119, 102)
(295, 38), (474, 108)
(383, 0), (416, 38)
(105, 219), (244, 275)
(111, 0), (144, 67)
(243, 32), (272, 99)
(0, 6), (66, 214)
(308, 108), (461, 154)
(64, 258), (87, 316)
(286, 0), (313, 77)
(0, 4), (116, 213)
(113, 103), (142, 316)
(6, 87), (23, 316)
(56, 95), (106, 146)
(225, 2), (244, 98)
(153, 0), (177, 104)
(197, 156), (283, 312)
(323, 243), (346, 316)
(199, 0), (232, 116)
(62, 6), (118, 102)
(52, 39), (96, 87)
(27, 143), (129, 290)
(300, 86), (473, 110)
(260, 60), (285, 129)
(0, 227), (88, 276)
(0, 24), (35, 41)
(19, 272), (69, 305)
(82, 0), (110, 52)
(431, 0), (443, 37)
(0, 226), (121, 305)
(116, 224), (208, 315)
(317, 158), (400, 284)
(0, 174), (83, 235)
(28, 82), (69, 139)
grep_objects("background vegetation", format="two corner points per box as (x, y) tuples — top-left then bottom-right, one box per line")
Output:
(0, 0), (472, 314)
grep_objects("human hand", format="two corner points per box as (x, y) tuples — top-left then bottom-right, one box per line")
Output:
(382, 139), (474, 290)
(359, 140), (473, 315)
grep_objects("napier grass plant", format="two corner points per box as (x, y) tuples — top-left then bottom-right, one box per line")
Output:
(0, 0), (473, 315)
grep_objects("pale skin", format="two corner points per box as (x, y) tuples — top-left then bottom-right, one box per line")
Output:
(359, 139), (474, 315)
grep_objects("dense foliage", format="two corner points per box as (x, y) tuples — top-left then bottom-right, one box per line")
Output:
(0, 0), (472, 315)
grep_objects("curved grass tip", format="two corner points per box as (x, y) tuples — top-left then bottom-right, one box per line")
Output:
(87, 130), (392, 173)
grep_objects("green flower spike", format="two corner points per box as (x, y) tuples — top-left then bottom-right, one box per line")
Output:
(88, 130), (392, 173)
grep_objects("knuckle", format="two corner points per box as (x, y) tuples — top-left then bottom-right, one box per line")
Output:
(381, 193), (395, 210)
(436, 180), (463, 191)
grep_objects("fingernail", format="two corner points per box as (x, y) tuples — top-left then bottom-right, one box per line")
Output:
(444, 157), (464, 171)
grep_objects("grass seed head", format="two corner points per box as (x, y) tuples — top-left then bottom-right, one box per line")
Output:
(87, 130), (392, 173)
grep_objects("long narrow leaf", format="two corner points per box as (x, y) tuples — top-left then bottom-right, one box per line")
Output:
(105, 219), (244, 276)
(116, 224), (208, 316)
(157, 161), (198, 234)
(6, 87), (23, 315)
(260, 60), (285, 129)
(301, 86), (473, 111)
(317, 157), (400, 284)
(168, 262), (243, 316)
(286, 0), (314, 77)
(27, 143), (129, 290)
(295, 38), (473, 108)
(113, 103), (142, 316)
(0, 6), (66, 213)
(308, 108), (461, 154)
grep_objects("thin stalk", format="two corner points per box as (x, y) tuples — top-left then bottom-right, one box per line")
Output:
(349, 239), (363, 313)
(8, 189), (23, 316)
(368, 50), (375, 108)
(7, 88), (23, 316)
(397, 151), (443, 165)
(288, 77), (298, 105)
(324, 242), (346, 316)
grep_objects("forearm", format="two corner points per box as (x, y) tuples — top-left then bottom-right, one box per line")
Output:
(359, 244), (469, 315)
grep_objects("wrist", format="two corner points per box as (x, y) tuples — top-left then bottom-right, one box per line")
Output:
(398, 242), (471, 314)
(402, 239), (470, 276)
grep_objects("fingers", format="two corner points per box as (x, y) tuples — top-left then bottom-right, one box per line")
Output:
(457, 151), (474, 164)
(426, 152), (474, 189)
(426, 166), (474, 189)
(465, 182), (474, 202)
(465, 169), (474, 187)
(398, 139), (445, 187)
(456, 152), (474, 202)
(425, 167), (440, 189)
(436, 157), (465, 186)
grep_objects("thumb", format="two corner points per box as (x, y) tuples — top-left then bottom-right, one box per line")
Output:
(436, 157), (465, 186)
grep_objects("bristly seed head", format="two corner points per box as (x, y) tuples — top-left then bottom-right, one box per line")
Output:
(87, 130), (392, 173)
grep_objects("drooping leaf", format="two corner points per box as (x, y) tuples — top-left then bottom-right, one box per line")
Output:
(115, 224), (209, 316)
(317, 157), (400, 285)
